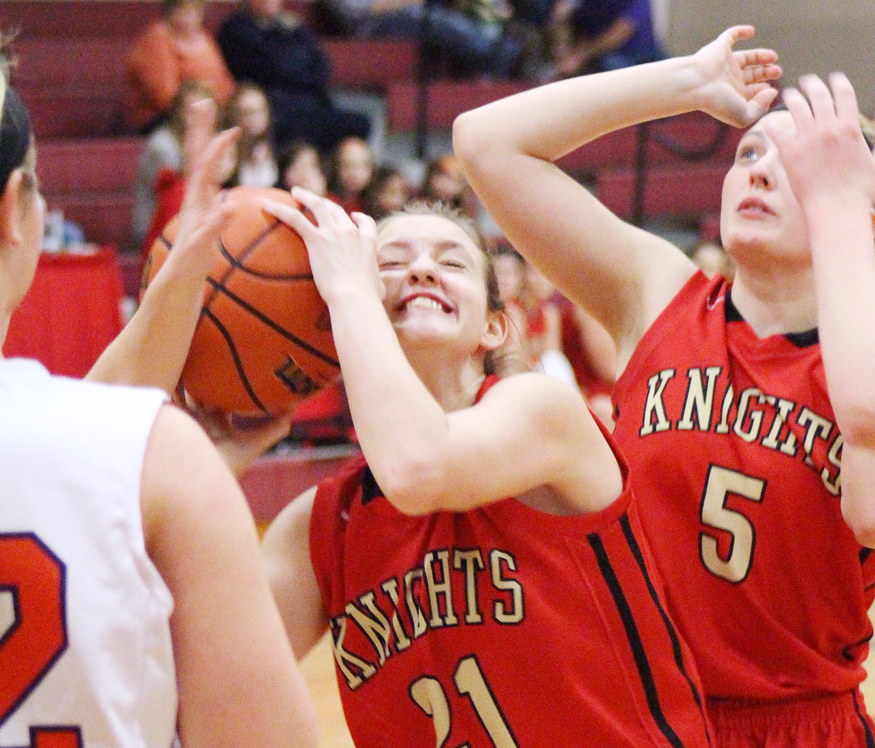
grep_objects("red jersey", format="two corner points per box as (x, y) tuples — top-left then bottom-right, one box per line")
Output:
(612, 272), (875, 702)
(310, 379), (711, 747)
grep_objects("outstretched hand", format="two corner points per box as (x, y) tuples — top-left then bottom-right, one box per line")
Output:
(262, 187), (383, 305)
(762, 73), (875, 213)
(169, 98), (240, 277)
(691, 25), (782, 127)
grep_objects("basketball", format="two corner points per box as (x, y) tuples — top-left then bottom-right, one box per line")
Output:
(142, 185), (339, 415)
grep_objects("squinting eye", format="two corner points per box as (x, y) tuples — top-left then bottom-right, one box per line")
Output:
(738, 146), (757, 160)
(378, 262), (404, 270)
(442, 260), (466, 269)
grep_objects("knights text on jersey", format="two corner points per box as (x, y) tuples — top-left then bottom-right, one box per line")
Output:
(0, 359), (176, 748)
(309, 452), (712, 747)
(612, 271), (875, 700)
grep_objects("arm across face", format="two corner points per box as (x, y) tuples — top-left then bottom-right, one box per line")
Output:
(763, 73), (875, 546)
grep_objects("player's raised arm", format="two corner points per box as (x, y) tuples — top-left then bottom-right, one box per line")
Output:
(87, 100), (239, 392)
(763, 73), (875, 546)
(453, 26), (780, 363)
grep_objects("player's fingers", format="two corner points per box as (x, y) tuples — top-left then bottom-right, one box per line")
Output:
(736, 48), (779, 72)
(261, 198), (321, 244)
(187, 127), (240, 197)
(739, 60), (781, 86)
(798, 74), (837, 125)
(828, 72), (862, 128)
(182, 98), (218, 175)
(721, 25), (756, 48)
(778, 87), (813, 136)
(291, 187), (350, 229)
(350, 211), (378, 242)
(744, 85), (779, 121)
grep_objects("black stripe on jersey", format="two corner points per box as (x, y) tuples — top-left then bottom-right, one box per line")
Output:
(725, 289), (818, 348)
(587, 531), (686, 748)
(860, 548), (872, 565)
(360, 467), (383, 506)
(852, 690), (875, 748)
(619, 516), (712, 746)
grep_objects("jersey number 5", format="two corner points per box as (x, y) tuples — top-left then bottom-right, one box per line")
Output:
(410, 656), (518, 748)
(0, 533), (82, 748)
(699, 465), (766, 583)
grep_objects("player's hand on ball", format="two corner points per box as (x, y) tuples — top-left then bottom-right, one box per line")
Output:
(183, 398), (295, 477)
(262, 188), (384, 305)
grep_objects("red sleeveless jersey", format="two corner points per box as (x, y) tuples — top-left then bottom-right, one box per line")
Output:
(310, 377), (712, 747)
(612, 271), (875, 701)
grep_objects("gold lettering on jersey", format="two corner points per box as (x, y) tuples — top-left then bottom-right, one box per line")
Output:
(330, 547), (524, 690)
(491, 550), (524, 624)
(424, 550), (459, 628)
(637, 367), (842, 495)
(639, 369), (676, 436)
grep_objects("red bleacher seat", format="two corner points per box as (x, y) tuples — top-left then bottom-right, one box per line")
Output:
(596, 162), (728, 221)
(323, 38), (417, 91)
(387, 79), (532, 132)
(37, 138), (145, 255)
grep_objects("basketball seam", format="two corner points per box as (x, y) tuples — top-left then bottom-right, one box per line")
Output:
(199, 306), (268, 413)
(204, 278), (340, 368)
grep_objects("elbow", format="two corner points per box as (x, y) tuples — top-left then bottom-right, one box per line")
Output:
(842, 498), (875, 549)
(375, 458), (445, 516)
(452, 111), (489, 176)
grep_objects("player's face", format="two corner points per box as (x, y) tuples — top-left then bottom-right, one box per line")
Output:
(720, 111), (810, 268)
(376, 215), (499, 355)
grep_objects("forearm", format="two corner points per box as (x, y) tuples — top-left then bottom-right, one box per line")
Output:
(326, 291), (452, 511)
(87, 254), (206, 390)
(808, 200), (875, 438)
(455, 54), (698, 166)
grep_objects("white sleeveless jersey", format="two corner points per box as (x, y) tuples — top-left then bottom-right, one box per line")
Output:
(0, 359), (177, 748)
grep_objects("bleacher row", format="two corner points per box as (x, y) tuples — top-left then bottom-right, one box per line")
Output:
(7, 0), (737, 274)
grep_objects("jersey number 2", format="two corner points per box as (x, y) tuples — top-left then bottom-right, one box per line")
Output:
(0, 534), (81, 748)
(699, 466), (765, 583)
(410, 655), (518, 748)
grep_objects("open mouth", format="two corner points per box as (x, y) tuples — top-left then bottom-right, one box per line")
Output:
(400, 295), (452, 313)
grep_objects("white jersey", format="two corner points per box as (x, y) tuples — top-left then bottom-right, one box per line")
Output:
(0, 359), (176, 748)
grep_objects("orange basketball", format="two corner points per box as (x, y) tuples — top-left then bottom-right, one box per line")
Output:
(142, 185), (338, 415)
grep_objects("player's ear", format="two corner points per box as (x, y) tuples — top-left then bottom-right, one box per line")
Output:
(481, 309), (509, 352)
(0, 170), (25, 246)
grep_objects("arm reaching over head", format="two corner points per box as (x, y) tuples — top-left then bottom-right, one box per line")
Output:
(453, 25), (780, 367)
(87, 99), (238, 392)
(763, 73), (875, 546)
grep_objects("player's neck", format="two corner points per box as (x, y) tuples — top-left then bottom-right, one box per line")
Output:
(730, 266), (817, 339)
(406, 347), (486, 412)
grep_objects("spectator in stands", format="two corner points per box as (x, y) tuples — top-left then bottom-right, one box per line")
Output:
(419, 152), (482, 219)
(324, 0), (522, 78)
(132, 81), (215, 251)
(224, 83), (279, 188)
(217, 0), (371, 153)
(125, 0), (235, 134)
(359, 164), (411, 220)
(547, 0), (664, 79)
(276, 140), (329, 197)
(327, 136), (373, 214)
